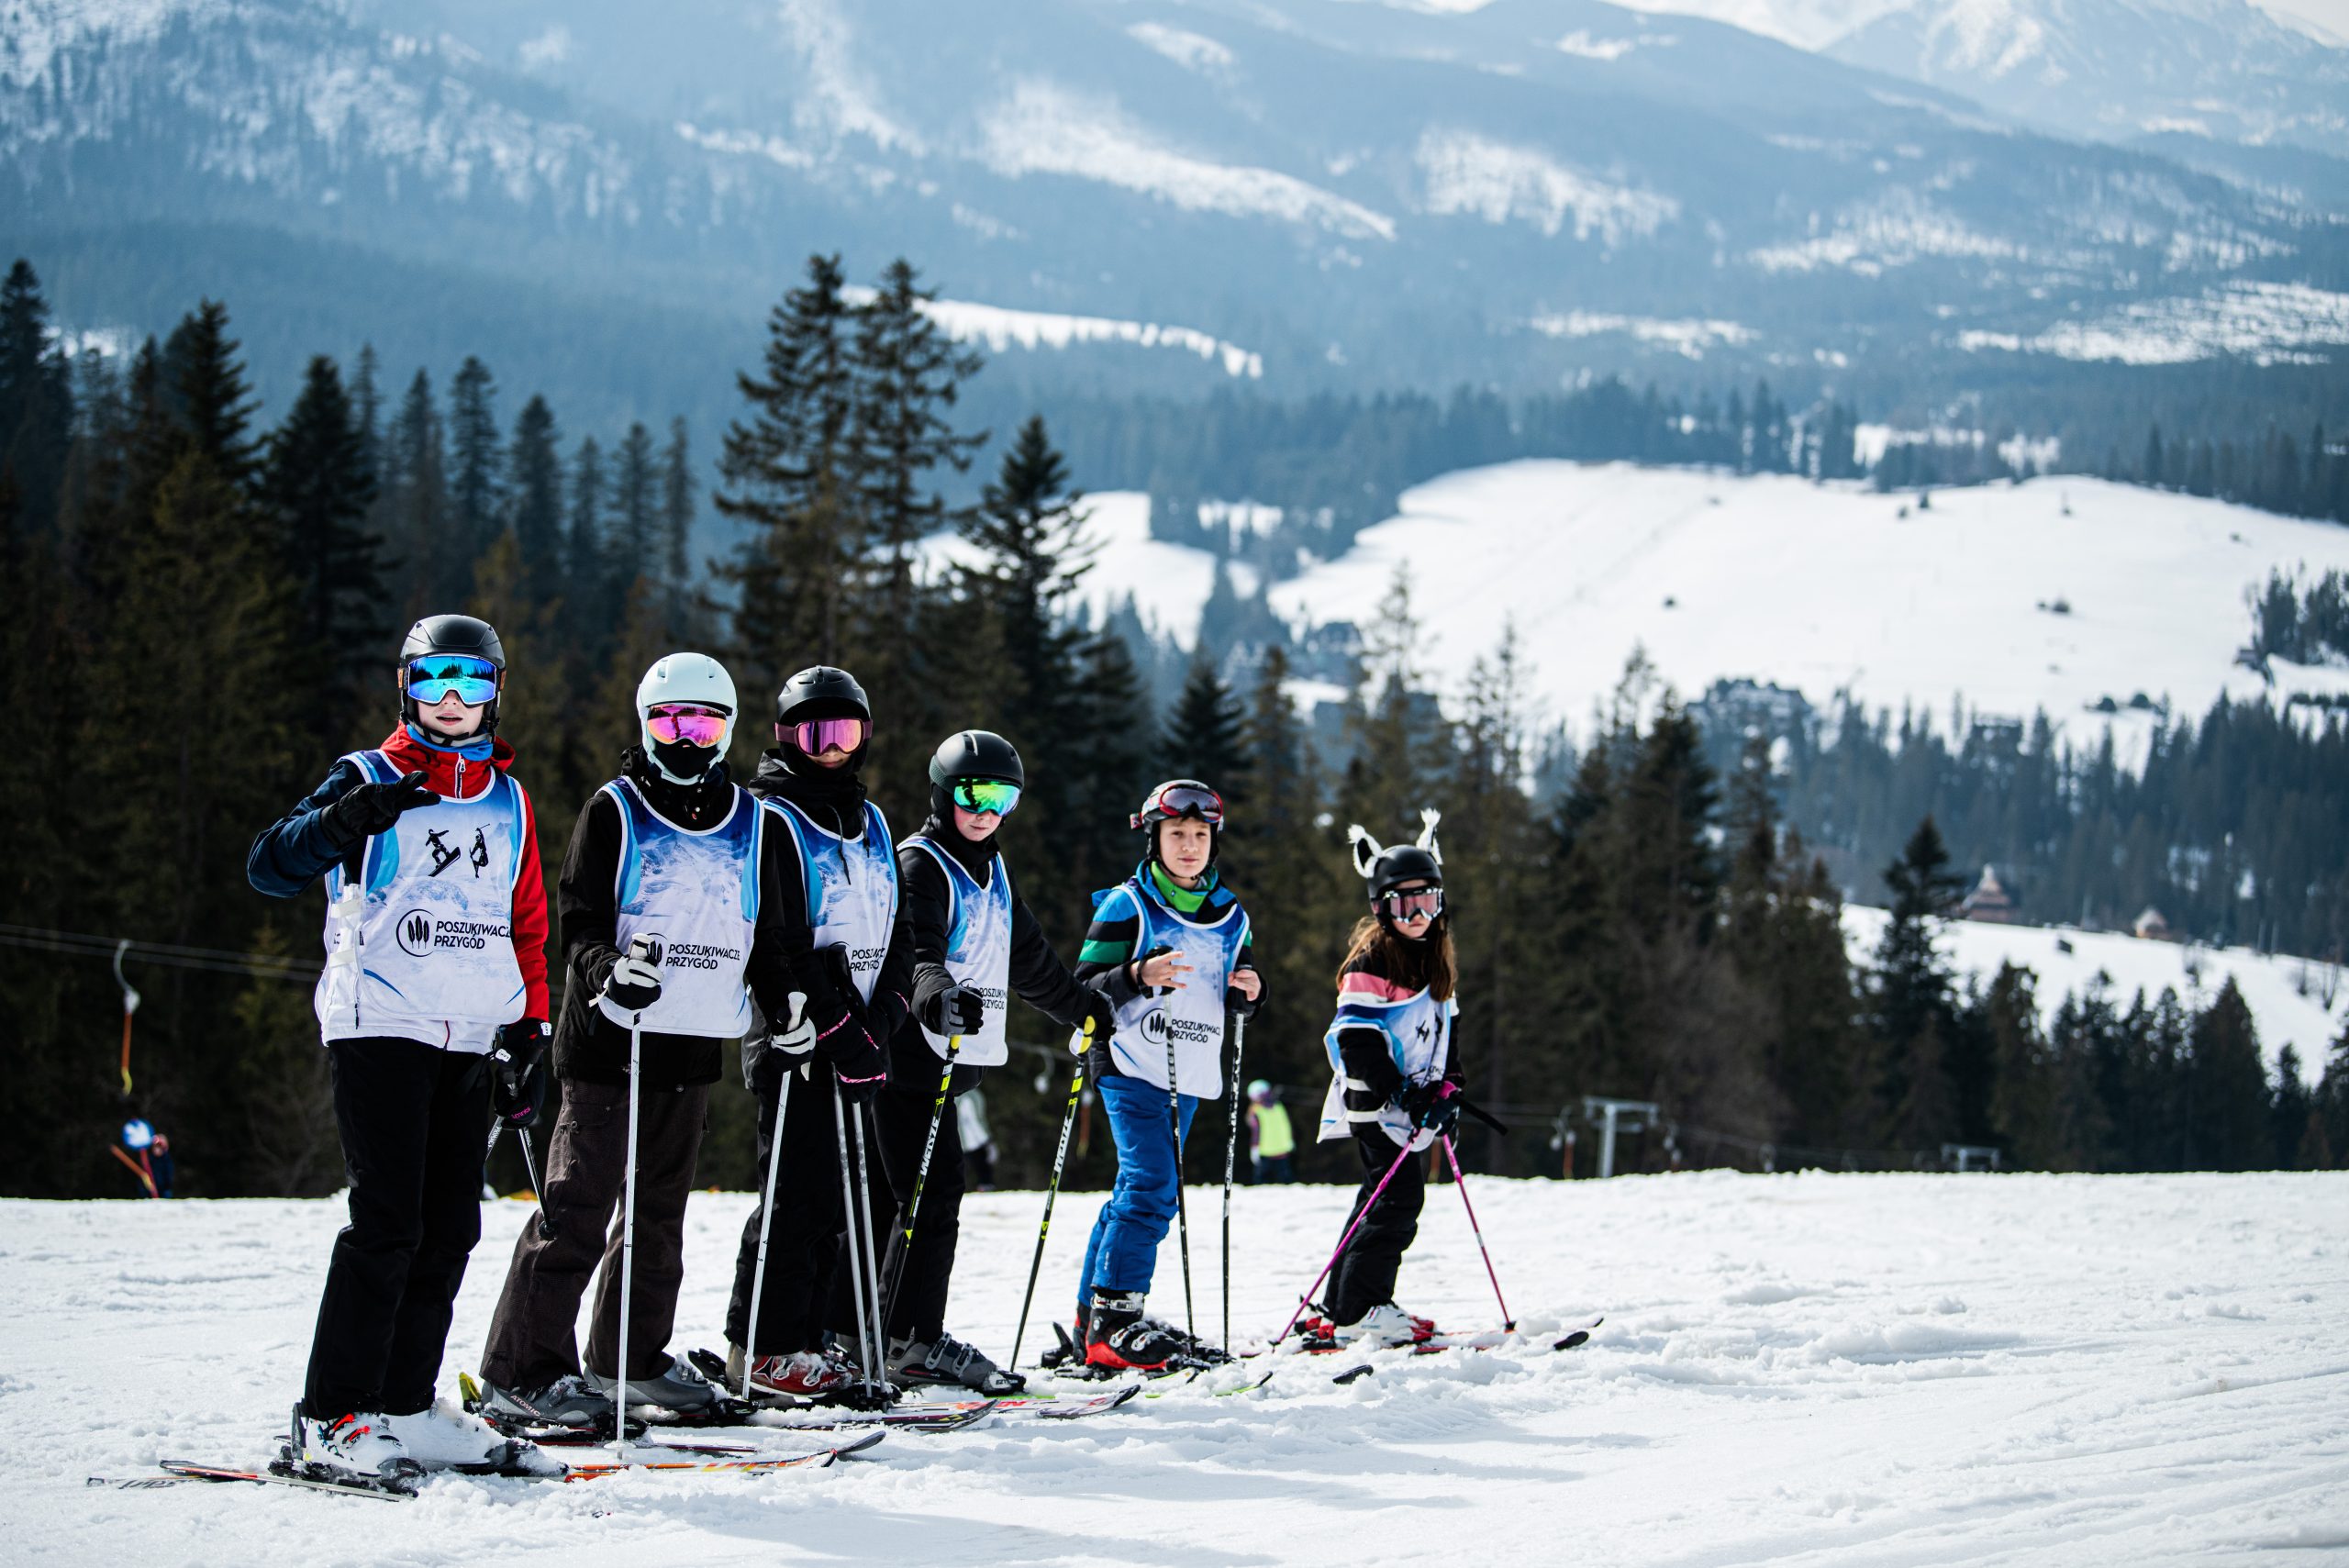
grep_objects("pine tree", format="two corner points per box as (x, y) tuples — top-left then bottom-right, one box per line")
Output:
(611, 419), (659, 575)
(2185, 978), (2270, 1170)
(0, 259), (74, 533)
(1874, 816), (1965, 1146)
(448, 355), (502, 565)
(1164, 656), (1248, 794)
(567, 434), (609, 646)
(262, 356), (385, 746)
(159, 300), (262, 492)
(387, 370), (451, 609)
(507, 394), (563, 602)
(716, 254), (864, 684)
(661, 416), (695, 635)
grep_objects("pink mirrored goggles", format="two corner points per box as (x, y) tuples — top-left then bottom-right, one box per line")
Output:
(786, 716), (869, 755)
(646, 703), (729, 747)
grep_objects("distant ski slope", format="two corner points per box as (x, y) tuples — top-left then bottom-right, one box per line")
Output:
(1844, 906), (2343, 1084)
(1241, 463), (2349, 751)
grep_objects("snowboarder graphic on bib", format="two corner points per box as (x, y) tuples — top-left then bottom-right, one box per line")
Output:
(1068, 779), (1263, 1372)
(246, 614), (558, 1483)
(718, 665), (905, 1404)
(860, 731), (1116, 1395)
(1305, 809), (1463, 1350)
(477, 652), (814, 1427)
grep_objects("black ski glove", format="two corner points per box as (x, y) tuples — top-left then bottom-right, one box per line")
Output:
(492, 1018), (551, 1129)
(1224, 972), (1264, 1019)
(326, 770), (434, 843)
(921, 982), (985, 1037)
(833, 1062), (886, 1106)
(1399, 1080), (1459, 1136)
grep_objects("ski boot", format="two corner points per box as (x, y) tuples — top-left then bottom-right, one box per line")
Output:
(1331, 1302), (1436, 1348)
(725, 1342), (859, 1401)
(585, 1351), (718, 1411)
(386, 1398), (563, 1476)
(888, 1329), (1026, 1395)
(285, 1404), (425, 1486)
(1083, 1291), (1193, 1373)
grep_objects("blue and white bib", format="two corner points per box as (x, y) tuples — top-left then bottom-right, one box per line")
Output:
(901, 837), (1013, 1067)
(317, 749), (528, 1052)
(1318, 982), (1457, 1151)
(603, 777), (763, 1040)
(763, 797), (899, 1004)
(1097, 878), (1249, 1098)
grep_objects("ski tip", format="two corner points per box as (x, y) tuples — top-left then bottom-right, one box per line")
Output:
(1331, 1364), (1375, 1386)
(1553, 1330), (1589, 1351)
(837, 1429), (887, 1459)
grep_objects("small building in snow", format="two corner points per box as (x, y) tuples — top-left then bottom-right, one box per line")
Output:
(2133, 906), (2174, 941)
(1960, 864), (2017, 924)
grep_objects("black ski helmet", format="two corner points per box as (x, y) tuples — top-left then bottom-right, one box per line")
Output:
(398, 613), (506, 735)
(775, 665), (872, 728)
(1132, 778), (1225, 867)
(928, 729), (1023, 788)
(928, 729), (1021, 820)
(1366, 844), (1442, 902)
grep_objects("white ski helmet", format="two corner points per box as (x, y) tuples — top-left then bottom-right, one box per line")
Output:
(636, 652), (738, 783)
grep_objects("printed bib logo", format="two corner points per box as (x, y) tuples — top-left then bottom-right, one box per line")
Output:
(395, 908), (510, 957)
(1140, 1007), (1171, 1047)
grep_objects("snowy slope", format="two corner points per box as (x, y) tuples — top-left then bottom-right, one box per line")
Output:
(1252, 463), (2349, 753)
(1843, 906), (2346, 1084)
(6, 1175), (2346, 1563)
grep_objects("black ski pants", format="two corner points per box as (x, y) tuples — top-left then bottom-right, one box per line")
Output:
(303, 1037), (492, 1419)
(478, 1075), (708, 1389)
(836, 1076), (965, 1345)
(1325, 1129), (1427, 1326)
(724, 1067), (848, 1357)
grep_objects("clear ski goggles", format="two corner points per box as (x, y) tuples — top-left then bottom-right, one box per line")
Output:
(951, 778), (1022, 817)
(1376, 885), (1444, 922)
(646, 703), (730, 747)
(1132, 782), (1224, 829)
(788, 716), (869, 755)
(406, 654), (500, 707)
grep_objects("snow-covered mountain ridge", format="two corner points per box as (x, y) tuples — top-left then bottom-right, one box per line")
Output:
(1063, 462), (2349, 755)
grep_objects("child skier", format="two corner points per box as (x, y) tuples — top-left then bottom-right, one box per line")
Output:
(247, 614), (557, 1481)
(866, 730), (1117, 1395)
(1067, 779), (1262, 1372)
(477, 652), (814, 1424)
(1305, 811), (1464, 1348)
(721, 665), (902, 1401)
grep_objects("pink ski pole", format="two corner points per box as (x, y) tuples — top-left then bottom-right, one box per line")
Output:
(1275, 1138), (1419, 1343)
(1441, 1134), (1514, 1331)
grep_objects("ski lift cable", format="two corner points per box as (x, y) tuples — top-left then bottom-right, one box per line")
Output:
(0, 923), (313, 983)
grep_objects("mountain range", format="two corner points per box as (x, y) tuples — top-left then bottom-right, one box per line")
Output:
(5, 0), (2344, 430)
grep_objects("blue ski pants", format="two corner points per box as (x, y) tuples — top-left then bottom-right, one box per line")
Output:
(1077, 1074), (1201, 1306)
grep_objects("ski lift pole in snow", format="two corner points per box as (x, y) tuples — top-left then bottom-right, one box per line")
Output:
(1581, 1096), (1659, 1179)
(112, 940), (141, 1095)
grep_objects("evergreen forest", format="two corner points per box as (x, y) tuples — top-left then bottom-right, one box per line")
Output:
(3, 253), (2345, 1203)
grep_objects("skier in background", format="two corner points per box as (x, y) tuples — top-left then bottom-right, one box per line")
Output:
(1245, 1082), (1294, 1184)
(247, 614), (556, 1482)
(1300, 811), (1464, 1349)
(1064, 779), (1262, 1372)
(113, 1119), (173, 1197)
(956, 1086), (998, 1192)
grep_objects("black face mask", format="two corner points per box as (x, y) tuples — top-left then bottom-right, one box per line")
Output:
(649, 737), (719, 783)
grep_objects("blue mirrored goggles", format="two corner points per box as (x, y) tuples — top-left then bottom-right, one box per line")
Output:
(406, 655), (501, 707)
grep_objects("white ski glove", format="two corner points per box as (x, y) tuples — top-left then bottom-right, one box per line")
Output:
(596, 940), (664, 1026)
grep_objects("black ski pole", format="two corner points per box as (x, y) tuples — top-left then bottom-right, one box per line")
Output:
(1220, 1012), (1246, 1357)
(1010, 1024), (1093, 1372)
(831, 1072), (878, 1392)
(517, 1124), (555, 1241)
(879, 1032), (962, 1336)
(1167, 1022), (1196, 1350)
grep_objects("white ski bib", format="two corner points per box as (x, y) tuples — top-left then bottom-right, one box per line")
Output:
(1100, 878), (1248, 1098)
(901, 837), (1012, 1067)
(317, 749), (528, 1052)
(606, 777), (763, 1039)
(1319, 983), (1457, 1151)
(763, 796), (899, 1003)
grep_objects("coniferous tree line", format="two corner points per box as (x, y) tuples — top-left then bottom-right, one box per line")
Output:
(6, 250), (2345, 1201)
(2111, 419), (2349, 527)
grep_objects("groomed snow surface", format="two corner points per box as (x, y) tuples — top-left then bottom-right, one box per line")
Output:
(8, 1173), (2347, 1563)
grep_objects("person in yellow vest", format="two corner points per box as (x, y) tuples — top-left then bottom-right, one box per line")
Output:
(1246, 1080), (1295, 1184)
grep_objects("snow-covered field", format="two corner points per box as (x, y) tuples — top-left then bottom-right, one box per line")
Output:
(8, 1173), (2347, 1564)
(1260, 464), (2349, 750)
(1843, 907), (2346, 1084)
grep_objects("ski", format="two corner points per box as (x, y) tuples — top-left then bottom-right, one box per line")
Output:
(84, 1458), (421, 1501)
(1321, 1316), (1605, 1383)
(556, 1428), (883, 1481)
